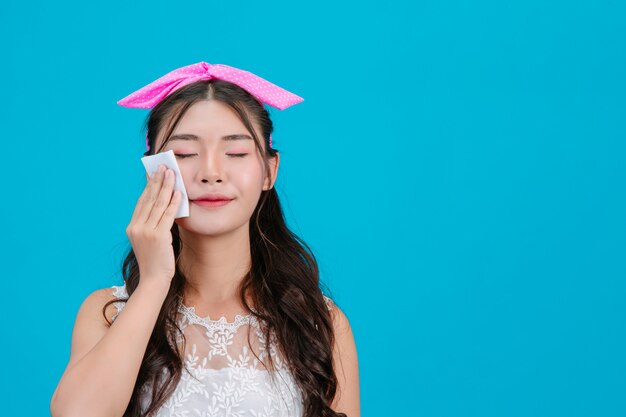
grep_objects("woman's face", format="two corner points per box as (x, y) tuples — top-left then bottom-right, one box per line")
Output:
(154, 100), (279, 236)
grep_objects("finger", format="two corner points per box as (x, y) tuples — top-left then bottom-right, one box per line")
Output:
(146, 167), (176, 229)
(130, 169), (158, 223)
(150, 170), (179, 231)
(156, 189), (182, 232)
(136, 166), (167, 225)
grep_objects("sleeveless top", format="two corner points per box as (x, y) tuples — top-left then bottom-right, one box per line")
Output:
(110, 283), (335, 417)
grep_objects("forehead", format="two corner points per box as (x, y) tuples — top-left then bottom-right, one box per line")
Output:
(158, 100), (261, 146)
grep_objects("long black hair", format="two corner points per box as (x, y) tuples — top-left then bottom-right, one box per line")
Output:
(104, 79), (346, 417)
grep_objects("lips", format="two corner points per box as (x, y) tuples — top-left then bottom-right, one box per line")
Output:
(192, 193), (234, 202)
(191, 199), (232, 208)
(195, 198), (231, 202)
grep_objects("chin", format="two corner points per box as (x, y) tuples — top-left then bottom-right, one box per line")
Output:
(175, 214), (249, 236)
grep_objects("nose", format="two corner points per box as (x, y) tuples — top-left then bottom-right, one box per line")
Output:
(197, 150), (224, 183)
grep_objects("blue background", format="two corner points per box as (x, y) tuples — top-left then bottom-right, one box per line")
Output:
(1, 0), (624, 416)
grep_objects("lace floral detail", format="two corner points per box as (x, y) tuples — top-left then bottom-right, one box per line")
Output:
(323, 294), (334, 312)
(111, 284), (128, 322)
(179, 303), (254, 335)
(109, 284), (335, 417)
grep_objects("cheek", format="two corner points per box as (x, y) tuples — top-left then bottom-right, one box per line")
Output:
(232, 158), (265, 185)
(240, 166), (266, 189)
(231, 174), (261, 198)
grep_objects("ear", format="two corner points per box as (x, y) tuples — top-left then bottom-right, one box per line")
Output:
(263, 152), (280, 191)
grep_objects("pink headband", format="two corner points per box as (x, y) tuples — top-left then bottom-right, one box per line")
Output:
(116, 61), (304, 152)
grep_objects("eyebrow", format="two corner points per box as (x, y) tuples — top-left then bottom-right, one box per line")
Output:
(167, 133), (253, 142)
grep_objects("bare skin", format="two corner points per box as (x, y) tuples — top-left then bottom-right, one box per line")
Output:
(50, 99), (360, 417)
(158, 100), (279, 319)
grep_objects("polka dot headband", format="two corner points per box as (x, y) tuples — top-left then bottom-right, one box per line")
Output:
(116, 61), (304, 152)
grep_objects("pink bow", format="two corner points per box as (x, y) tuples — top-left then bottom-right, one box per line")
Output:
(117, 61), (304, 151)
(117, 61), (304, 110)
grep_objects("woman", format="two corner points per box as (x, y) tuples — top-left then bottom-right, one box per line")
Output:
(50, 62), (360, 417)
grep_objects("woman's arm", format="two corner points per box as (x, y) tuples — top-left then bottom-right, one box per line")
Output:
(330, 304), (361, 417)
(50, 281), (170, 417)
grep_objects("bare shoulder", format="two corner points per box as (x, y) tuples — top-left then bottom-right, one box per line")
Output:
(79, 287), (122, 327)
(51, 287), (123, 404)
(326, 298), (352, 335)
(327, 299), (361, 417)
(67, 288), (121, 366)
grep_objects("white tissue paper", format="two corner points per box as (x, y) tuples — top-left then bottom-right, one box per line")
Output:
(140, 150), (190, 218)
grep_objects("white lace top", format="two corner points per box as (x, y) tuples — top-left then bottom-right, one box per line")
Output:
(110, 284), (334, 417)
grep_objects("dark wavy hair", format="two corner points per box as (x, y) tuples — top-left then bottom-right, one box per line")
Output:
(103, 79), (346, 417)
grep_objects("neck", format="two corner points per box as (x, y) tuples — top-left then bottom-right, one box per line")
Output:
(177, 222), (252, 307)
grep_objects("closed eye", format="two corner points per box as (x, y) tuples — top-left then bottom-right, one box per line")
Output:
(174, 153), (248, 158)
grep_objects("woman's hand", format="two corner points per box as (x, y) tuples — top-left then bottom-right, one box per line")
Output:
(126, 164), (182, 288)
